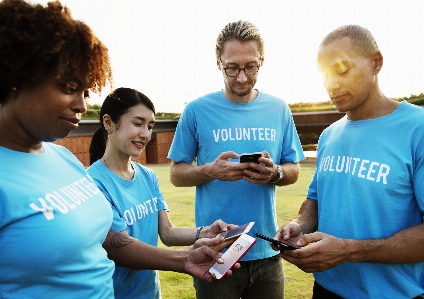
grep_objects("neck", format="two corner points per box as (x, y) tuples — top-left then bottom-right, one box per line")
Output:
(347, 89), (399, 121)
(222, 88), (258, 103)
(101, 152), (134, 180)
(0, 106), (44, 153)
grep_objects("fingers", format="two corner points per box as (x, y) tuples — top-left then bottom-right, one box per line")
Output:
(214, 219), (236, 232)
(194, 236), (226, 249)
(196, 245), (224, 264)
(219, 151), (239, 160)
(206, 219), (236, 238)
(297, 232), (324, 247)
(279, 223), (302, 241)
(277, 232), (350, 273)
(241, 151), (276, 184)
(221, 262), (240, 279)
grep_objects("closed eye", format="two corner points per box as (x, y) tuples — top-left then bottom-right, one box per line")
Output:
(64, 85), (77, 94)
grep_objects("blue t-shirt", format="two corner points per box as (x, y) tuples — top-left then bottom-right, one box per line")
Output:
(168, 90), (305, 261)
(88, 160), (169, 299)
(0, 143), (114, 299)
(308, 101), (424, 298)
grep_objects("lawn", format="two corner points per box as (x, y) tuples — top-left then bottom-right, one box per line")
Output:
(148, 162), (316, 299)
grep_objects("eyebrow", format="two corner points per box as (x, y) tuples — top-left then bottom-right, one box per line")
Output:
(134, 116), (155, 124)
(223, 60), (260, 66)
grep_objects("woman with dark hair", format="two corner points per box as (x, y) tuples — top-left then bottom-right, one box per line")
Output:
(88, 87), (233, 299)
(0, 1), (236, 298)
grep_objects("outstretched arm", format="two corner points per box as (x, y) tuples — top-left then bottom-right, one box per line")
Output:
(158, 212), (235, 247)
(102, 229), (238, 282)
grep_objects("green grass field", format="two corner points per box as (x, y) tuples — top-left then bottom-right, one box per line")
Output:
(148, 162), (315, 299)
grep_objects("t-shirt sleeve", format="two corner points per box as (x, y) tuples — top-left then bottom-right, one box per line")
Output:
(168, 105), (198, 164)
(280, 110), (305, 164)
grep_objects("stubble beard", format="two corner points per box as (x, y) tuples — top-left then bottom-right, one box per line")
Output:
(229, 81), (255, 97)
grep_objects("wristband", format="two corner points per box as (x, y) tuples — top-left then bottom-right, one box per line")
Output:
(196, 226), (205, 240)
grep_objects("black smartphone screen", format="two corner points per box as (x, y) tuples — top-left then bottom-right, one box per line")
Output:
(219, 222), (254, 240)
(239, 153), (261, 163)
(255, 233), (300, 250)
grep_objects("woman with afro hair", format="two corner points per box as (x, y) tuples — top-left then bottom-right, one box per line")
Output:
(0, 1), (236, 298)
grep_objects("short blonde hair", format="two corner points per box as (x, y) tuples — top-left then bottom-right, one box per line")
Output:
(215, 20), (265, 60)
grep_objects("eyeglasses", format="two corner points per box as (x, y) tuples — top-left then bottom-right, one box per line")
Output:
(220, 60), (261, 77)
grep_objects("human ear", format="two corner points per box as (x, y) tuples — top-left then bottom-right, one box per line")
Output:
(102, 114), (113, 134)
(372, 51), (383, 74)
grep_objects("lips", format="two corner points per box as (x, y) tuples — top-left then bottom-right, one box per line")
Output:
(132, 141), (145, 149)
(60, 117), (80, 131)
(330, 94), (347, 102)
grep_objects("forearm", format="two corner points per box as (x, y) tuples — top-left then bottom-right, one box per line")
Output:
(273, 162), (300, 186)
(103, 229), (187, 271)
(292, 198), (318, 234)
(170, 160), (213, 187)
(160, 227), (197, 247)
(346, 223), (424, 264)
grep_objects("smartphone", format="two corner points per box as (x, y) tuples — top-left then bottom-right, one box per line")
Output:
(209, 233), (256, 279)
(255, 233), (300, 250)
(239, 152), (262, 164)
(219, 222), (255, 240)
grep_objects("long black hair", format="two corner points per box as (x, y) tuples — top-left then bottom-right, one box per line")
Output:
(89, 87), (155, 165)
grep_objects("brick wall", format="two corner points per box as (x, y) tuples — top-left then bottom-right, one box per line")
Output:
(54, 136), (92, 167)
(146, 131), (174, 164)
(54, 135), (151, 168)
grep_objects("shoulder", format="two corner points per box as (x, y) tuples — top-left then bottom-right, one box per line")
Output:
(132, 162), (158, 180)
(258, 91), (286, 103)
(320, 115), (348, 135)
(257, 91), (290, 109)
(87, 160), (107, 181)
(185, 91), (222, 108)
(398, 101), (424, 116)
(44, 142), (82, 165)
(44, 142), (70, 154)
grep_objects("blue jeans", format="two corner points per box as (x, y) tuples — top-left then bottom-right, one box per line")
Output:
(194, 255), (285, 299)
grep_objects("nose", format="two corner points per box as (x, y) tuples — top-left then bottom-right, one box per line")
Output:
(139, 125), (151, 140)
(324, 74), (340, 93)
(235, 70), (248, 83)
(71, 92), (87, 114)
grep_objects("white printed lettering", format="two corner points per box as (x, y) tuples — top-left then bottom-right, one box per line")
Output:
(29, 199), (54, 220)
(29, 174), (102, 221)
(376, 164), (390, 184)
(366, 162), (379, 181)
(357, 160), (370, 178)
(317, 155), (390, 185)
(124, 209), (134, 225)
(336, 156), (345, 172)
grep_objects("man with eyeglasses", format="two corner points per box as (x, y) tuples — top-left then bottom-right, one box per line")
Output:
(168, 20), (304, 299)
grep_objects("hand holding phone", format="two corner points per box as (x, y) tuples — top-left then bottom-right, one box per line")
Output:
(219, 222), (255, 241)
(209, 233), (256, 279)
(255, 233), (300, 250)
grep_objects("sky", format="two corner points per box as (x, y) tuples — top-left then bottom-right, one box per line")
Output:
(33, 0), (424, 112)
